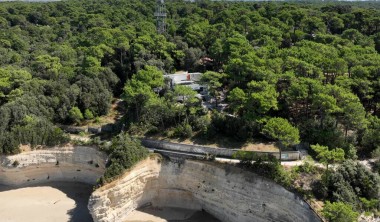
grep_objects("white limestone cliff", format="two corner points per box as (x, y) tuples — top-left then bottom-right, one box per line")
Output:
(89, 156), (321, 222)
(0, 145), (107, 186)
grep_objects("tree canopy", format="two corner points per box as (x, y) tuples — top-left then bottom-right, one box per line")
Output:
(262, 117), (300, 147)
(1, 0), (380, 218)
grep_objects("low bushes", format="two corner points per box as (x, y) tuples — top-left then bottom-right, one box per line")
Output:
(312, 160), (380, 212)
(99, 133), (149, 184)
(322, 201), (359, 222)
(233, 152), (292, 188)
(0, 116), (69, 154)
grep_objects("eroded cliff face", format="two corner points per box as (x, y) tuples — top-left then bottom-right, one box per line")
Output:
(89, 156), (321, 222)
(0, 145), (107, 186)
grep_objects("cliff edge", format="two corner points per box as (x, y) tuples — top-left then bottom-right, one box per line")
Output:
(89, 156), (321, 222)
(0, 145), (107, 186)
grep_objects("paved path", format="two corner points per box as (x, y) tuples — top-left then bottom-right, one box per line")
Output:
(150, 147), (377, 171)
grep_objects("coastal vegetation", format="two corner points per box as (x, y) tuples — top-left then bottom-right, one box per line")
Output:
(99, 133), (149, 184)
(1, 0), (378, 154)
(0, 0), (379, 220)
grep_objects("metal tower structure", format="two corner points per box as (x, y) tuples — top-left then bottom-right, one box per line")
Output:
(154, 0), (167, 34)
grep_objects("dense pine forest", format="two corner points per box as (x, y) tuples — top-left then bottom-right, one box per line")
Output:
(1, 0), (379, 155)
(0, 0), (380, 219)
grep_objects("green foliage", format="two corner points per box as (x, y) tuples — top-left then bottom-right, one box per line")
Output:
(322, 201), (359, 222)
(0, 116), (69, 154)
(247, 81), (279, 116)
(293, 157), (318, 174)
(200, 71), (226, 106)
(81, 56), (103, 77)
(262, 117), (300, 147)
(101, 133), (149, 183)
(362, 116), (380, 154)
(32, 55), (62, 80)
(123, 78), (156, 105)
(174, 85), (197, 103)
(208, 112), (259, 141)
(315, 160), (380, 209)
(84, 109), (94, 120)
(372, 159), (380, 175)
(227, 87), (246, 115)
(234, 152), (292, 188)
(0, 67), (31, 103)
(173, 123), (193, 138)
(69, 107), (83, 124)
(343, 144), (357, 160)
(311, 144), (345, 169)
(359, 198), (379, 212)
(232, 150), (274, 161)
(134, 65), (164, 89)
(74, 76), (113, 116)
(0, 0), (379, 163)
(253, 158), (292, 188)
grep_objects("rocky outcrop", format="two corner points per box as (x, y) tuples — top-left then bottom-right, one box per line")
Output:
(0, 145), (107, 186)
(89, 156), (321, 222)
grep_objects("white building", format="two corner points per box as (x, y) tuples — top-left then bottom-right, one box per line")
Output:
(164, 71), (206, 94)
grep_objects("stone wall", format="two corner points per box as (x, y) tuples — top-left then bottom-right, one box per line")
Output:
(89, 156), (321, 222)
(142, 139), (301, 160)
(0, 145), (107, 186)
(59, 124), (115, 134)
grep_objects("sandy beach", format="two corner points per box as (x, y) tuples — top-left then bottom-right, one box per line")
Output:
(0, 182), (220, 222)
(125, 207), (220, 222)
(0, 182), (93, 222)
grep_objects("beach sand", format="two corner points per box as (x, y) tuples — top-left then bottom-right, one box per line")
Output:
(125, 207), (221, 222)
(0, 182), (93, 222)
(0, 183), (220, 222)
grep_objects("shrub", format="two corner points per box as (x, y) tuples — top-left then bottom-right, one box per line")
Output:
(314, 160), (380, 209)
(84, 109), (94, 120)
(146, 125), (159, 135)
(294, 157), (318, 174)
(342, 144), (357, 160)
(191, 115), (210, 133)
(100, 133), (149, 183)
(322, 201), (359, 222)
(69, 107), (83, 124)
(205, 153), (216, 161)
(361, 116), (380, 154)
(312, 180), (329, 199)
(372, 159), (380, 174)
(94, 117), (101, 124)
(333, 161), (379, 201)
(234, 153), (292, 188)
(371, 147), (380, 158)
(12, 160), (20, 167)
(232, 150), (275, 162)
(208, 112), (259, 140)
(164, 128), (175, 138)
(1, 116), (69, 153)
(173, 123), (192, 138)
(359, 197), (379, 212)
